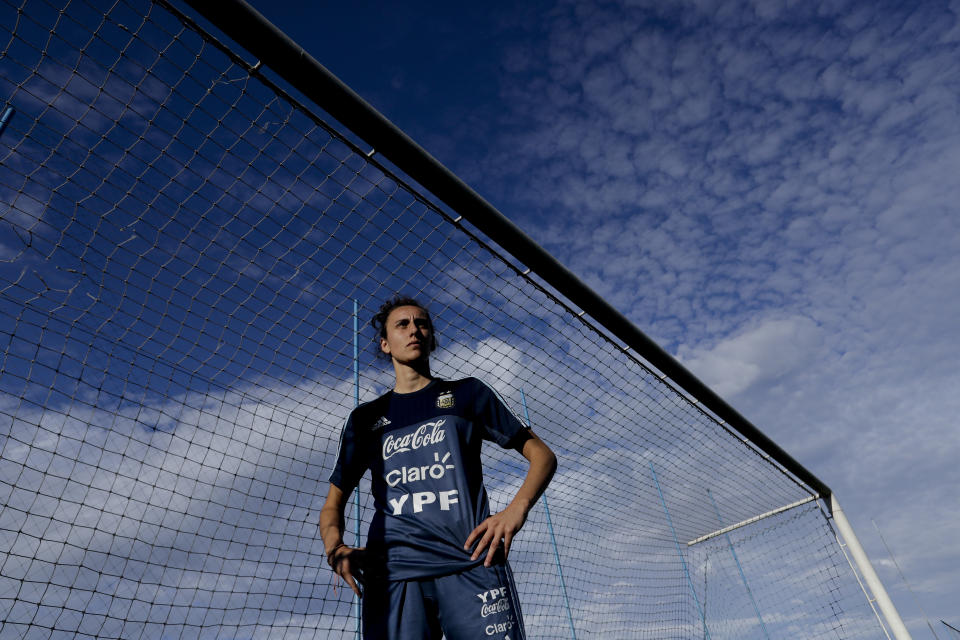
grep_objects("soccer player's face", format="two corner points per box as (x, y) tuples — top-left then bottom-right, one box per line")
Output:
(381, 305), (432, 364)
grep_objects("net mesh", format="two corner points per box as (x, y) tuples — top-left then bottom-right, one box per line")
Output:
(0, 0), (887, 638)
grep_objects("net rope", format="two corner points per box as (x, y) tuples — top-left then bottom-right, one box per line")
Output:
(0, 0), (886, 638)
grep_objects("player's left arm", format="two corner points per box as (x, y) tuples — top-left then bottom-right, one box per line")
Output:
(464, 431), (557, 566)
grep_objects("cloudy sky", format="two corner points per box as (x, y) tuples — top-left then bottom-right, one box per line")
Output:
(249, 0), (960, 636)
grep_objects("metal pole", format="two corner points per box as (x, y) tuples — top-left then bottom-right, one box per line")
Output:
(0, 106), (14, 139)
(520, 390), (577, 640)
(176, 0), (831, 502)
(706, 490), (770, 640)
(649, 462), (711, 640)
(830, 495), (912, 640)
(353, 299), (361, 640)
(688, 495), (817, 546)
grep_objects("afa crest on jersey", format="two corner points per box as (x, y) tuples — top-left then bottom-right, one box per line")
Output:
(436, 391), (455, 409)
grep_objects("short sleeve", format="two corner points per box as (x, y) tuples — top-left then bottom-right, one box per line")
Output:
(472, 378), (531, 450)
(328, 412), (367, 494)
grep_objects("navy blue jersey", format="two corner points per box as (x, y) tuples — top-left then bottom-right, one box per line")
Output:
(330, 378), (531, 581)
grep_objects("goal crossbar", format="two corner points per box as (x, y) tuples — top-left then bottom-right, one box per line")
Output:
(177, 0), (833, 502)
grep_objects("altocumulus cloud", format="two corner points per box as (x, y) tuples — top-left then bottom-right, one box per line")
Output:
(452, 0), (960, 634)
(676, 315), (823, 397)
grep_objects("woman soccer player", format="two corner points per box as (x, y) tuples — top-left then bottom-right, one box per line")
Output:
(320, 296), (557, 639)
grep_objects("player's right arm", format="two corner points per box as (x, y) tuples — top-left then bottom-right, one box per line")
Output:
(320, 483), (363, 597)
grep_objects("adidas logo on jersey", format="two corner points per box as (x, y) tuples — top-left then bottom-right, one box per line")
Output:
(371, 416), (391, 431)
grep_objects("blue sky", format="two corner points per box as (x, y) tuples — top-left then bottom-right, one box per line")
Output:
(251, 0), (960, 636)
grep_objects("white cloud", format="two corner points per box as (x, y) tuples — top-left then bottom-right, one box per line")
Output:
(450, 0), (960, 635)
(677, 316), (823, 398)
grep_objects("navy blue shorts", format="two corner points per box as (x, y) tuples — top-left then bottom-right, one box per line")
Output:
(362, 562), (525, 640)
